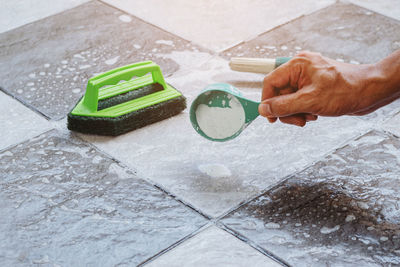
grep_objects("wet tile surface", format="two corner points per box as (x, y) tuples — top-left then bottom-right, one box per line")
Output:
(80, 57), (368, 218)
(0, 130), (207, 266)
(0, 91), (52, 151)
(0, 1), (209, 120)
(0, 0), (89, 34)
(221, 3), (400, 64)
(383, 111), (400, 137)
(3, 1), (400, 266)
(102, 0), (334, 52)
(349, 0), (400, 21)
(221, 3), (400, 121)
(147, 226), (282, 267)
(222, 130), (400, 266)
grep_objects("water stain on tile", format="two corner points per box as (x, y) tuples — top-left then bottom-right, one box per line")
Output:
(222, 130), (400, 266)
(0, 1), (209, 120)
(0, 130), (207, 266)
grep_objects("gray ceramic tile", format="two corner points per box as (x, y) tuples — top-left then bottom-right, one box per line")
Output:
(80, 56), (368, 218)
(101, 0), (334, 52)
(349, 0), (400, 21)
(0, 91), (52, 151)
(0, 0), (89, 34)
(221, 3), (400, 122)
(222, 130), (400, 266)
(383, 112), (400, 137)
(146, 226), (282, 267)
(0, 130), (207, 266)
(0, 1), (210, 120)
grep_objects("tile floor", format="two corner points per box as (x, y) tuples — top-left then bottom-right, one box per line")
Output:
(1, 0), (400, 266)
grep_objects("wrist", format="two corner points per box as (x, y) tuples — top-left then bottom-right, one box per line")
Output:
(375, 50), (400, 94)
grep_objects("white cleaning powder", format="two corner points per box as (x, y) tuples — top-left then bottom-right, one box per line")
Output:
(198, 163), (232, 178)
(195, 95), (245, 139)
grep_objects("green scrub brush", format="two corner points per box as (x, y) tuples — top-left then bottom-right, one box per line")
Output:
(67, 61), (186, 136)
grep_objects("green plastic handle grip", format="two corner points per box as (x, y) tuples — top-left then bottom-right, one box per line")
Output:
(83, 61), (167, 112)
(275, 57), (292, 68)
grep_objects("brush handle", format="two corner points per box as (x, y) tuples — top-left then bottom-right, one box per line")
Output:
(82, 61), (167, 112)
(229, 57), (291, 74)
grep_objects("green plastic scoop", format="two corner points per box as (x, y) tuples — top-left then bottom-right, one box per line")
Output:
(190, 83), (260, 142)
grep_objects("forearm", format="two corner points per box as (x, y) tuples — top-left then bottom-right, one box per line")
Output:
(375, 50), (400, 95)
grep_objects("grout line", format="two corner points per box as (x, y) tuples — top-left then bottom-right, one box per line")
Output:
(0, 86), (53, 120)
(217, 223), (291, 267)
(0, 128), (56, 155)
(72, 133), (212, 221)
(218, 1), (337, 55)
(215, 123), (372, 222)
(97, 0), (216, 56)
(137, 223), (213, 266)
(0, 0), (96, 35)
(341, 0), (400, 23)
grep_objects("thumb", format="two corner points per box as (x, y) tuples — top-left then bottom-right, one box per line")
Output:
(258, 92), (307, 117)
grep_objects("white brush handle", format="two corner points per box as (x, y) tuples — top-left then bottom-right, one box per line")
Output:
(229, 57), (276, 74)
(229, 57), (291, 74)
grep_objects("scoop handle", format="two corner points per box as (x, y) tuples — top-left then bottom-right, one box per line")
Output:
(229, 57), (291, 74)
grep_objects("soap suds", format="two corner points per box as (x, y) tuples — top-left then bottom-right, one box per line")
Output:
(358, 202), (369, 210)
(265, 222), (281, 229)
(119, 14), (132, 23)
(345, 214), (356, 222)
(195, 95), (245, 139)
(79, 65), (91, 70)
(198, 163), (231, 178)
(320, 225), (340, 234)
(156, 40), (174, 46)
(105, 56), (119, 65)
(380, 236), (388, 242)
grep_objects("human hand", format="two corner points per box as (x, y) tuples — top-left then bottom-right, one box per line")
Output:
(258, 51), (400, 126)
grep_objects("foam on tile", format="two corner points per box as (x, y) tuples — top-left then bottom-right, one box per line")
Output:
(105, 56), (120, 65)
(198, 163), (232, 178)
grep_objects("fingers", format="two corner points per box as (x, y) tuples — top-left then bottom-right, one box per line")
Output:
(279, 115), (306, 127)
(277, 113), (318, 127)
(260, 54), (317, 127)
(262, 63), (294, 101)
(259, 90), (313, 117)
(305, 114), (318, 121)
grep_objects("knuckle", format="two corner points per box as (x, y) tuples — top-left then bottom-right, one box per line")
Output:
(296, 50), (312, 57)
(263, 75), (270, 84)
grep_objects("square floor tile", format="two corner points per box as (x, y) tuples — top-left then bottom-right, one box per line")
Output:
(0, 91), (52, 151)
(80, 57), (368, 218)
(382, 111), (400, 136)
(0, 0), (89, 34)
(0, 1), (210, 120)
(146, 226), (282, 267)
(0, 130), (207, 266)
(222, 130), (400, 266)
(349, 0), (400, 21)
(221, 3), (400, 121)
(221, 3), (400, 63)
(101, 0), (335, 52)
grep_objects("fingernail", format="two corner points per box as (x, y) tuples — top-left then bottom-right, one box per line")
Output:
(258, 103), (272, 117)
